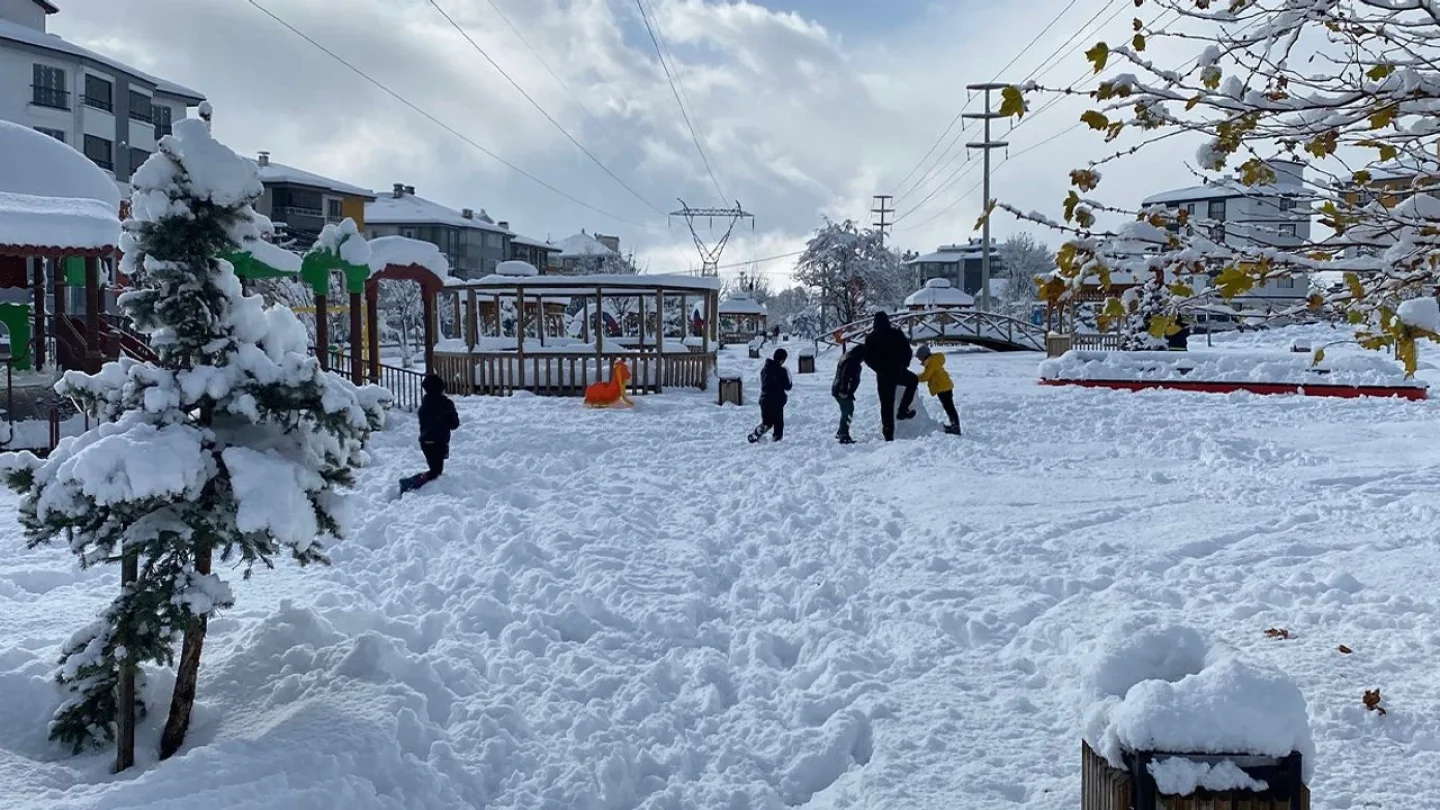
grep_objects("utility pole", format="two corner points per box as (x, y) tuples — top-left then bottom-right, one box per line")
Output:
(964, 83), (1009, 312)
(871, 194), (895, 246)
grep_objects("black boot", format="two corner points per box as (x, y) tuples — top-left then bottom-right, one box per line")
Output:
(748, 425), (768, 443)
(837, 432), (855, 445)
(944, 423), (961, 435)
(898, 409), (917, 420)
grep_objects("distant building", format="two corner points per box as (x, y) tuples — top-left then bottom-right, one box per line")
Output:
(1141, 159), (1312, 308)
(552, 230), (627, 275)
(903, 239), (1004, 298)
(365, 184), (511, 279)
(1335, 149), (1440, 259)
(249, 152), (375, 250)
(0, 0), (204, 189)
(505, 227), (560, 272)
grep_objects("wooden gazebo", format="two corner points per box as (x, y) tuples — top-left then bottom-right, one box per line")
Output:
(431, 273), (721, 396)
(0, 121), (122, 402)
(718, 292), (767, 343)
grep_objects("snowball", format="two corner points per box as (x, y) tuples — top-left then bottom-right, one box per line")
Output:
(1398, 296), (1440, 333)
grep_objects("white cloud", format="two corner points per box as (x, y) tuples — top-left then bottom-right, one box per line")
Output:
(54, 0), (1217, 286)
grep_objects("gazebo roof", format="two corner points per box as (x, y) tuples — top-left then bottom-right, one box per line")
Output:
(719, 292), (767, 316)
(905, 277), (974, 308)
(0, 119), (121, 255)
(457, 272), (721, 297)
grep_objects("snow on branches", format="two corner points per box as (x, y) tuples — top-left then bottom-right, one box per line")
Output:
(0, 117), (388, 755)
(1000, 0), (1440, 373)
(794, 218), (908, 328)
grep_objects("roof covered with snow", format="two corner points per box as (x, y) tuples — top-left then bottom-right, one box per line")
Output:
(461, 272), (720, 295)
(233, 237), (303, 275)
(906, 241), (998, 265)
(0, 18), (204, 102)
(1142, 180), (1301, 206)
(252, 159), (374, 199)
(496, 260), (539, 277)
(512, 233), (559, 251)
(0, 120), (120, 252)
(365, 193), (510, 232)
(556, 232), (617, 258)
(367, 235), (451, 279)
(719, 292), (767, 316)
(905, 277), (974, 308)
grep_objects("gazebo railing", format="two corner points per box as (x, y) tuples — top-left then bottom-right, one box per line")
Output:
(433, 348), (709, 397)
(327, 349), (427, 411)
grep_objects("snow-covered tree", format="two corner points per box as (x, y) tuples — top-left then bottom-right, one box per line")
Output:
(795, 219), (909, 328)
(997, 233), (1052, 317)
(998, 0), (1440, 372)
(376, 279), (424, 366)
(0, 118), (388, 759)
(1116, 272), (1173, 351)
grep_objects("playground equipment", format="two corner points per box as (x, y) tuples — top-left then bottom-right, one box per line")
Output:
(584, 359), (634, 408)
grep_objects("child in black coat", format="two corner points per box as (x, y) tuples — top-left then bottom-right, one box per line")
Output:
(416, 373), (460, 481)
(748, 348), (793, 443)
(831, 344), (865, 444)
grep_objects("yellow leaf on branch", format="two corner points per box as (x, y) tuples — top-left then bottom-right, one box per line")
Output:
(1086, 42), (1110, 74)
(1214, 266), (1255, 298)
(999, 85), (1027, 119)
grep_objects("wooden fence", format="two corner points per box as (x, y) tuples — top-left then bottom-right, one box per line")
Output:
(433, 350), (710, 397)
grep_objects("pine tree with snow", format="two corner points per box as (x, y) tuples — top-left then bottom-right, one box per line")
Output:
(0, 117), (388, 758)
(1117, 272), (1174, 351)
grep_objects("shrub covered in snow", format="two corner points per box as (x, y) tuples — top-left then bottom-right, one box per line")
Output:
(0, 117), (388, 758)
(1081, 622), (1315, 786)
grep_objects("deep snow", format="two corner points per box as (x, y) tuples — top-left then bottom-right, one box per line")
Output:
(3, 325), (1440, 809)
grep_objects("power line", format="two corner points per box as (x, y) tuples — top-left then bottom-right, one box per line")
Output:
(243, 0), (651, 227)
(635, 0), (728, 203)
(893, 0), (1083, 201)
(643, 0), (724, 200)
(425, 0), (665, 216)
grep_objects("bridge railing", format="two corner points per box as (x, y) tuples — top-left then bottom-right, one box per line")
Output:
(822, 308), (1045, 352)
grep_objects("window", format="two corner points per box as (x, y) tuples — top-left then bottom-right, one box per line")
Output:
(1207, 199), (1227, 221)
(34, 127), (65, 143)
(83, 135), (114, 171)
(1209, 224), (1226, 243)
(129, 148), (150, 174)
(128, 91), (152, 123)
(153, 105), (173, 138)
(84, 75), (113, 112)
(401, 227), (416, 239)
(1185, 203), (1196, 215)
(32, 64), (68, 109)
(326, 198), (343, 222)
(1278, 196), (1295, 211)
(1276, 277), (1296, 289)
(1278, 223), (1297, 237)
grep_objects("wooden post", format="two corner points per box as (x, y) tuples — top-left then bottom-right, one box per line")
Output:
(465, 289), (477, 352)
(84, 257), (102, 373)
(422, 288), (435, 374)
(655, 288), (665, 393)
(115, 549), (137, 772)
(638, 295), (647, 351)
(365, 282), (379, 383)
(595, 287), (605, 382)
(32, 257), (46, 369)
(315, 293), (329, 371)
(515, 286), (526, 391)
(348, 291), (363, 384)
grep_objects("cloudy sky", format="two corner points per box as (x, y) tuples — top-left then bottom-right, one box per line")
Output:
(54, 0), (1210, 286)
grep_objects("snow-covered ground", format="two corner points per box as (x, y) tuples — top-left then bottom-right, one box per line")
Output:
(3, 325), (1440, 808)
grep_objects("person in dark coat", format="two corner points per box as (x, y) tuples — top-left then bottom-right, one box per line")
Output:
(417, 373), (460, 480)
(831, 344), (866, 444)
(748, 348), (793, 443)
(862, 311), (919, 441)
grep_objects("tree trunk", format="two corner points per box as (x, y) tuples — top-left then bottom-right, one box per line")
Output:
(159, 543), (211, 760)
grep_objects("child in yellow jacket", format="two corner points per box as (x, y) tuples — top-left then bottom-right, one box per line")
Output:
(915, 346), (961, 435)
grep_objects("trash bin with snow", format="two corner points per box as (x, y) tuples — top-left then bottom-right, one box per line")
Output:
(1079, 624), (1313, 810)
(796, 343), (816, 374)
(747, 336), (764, 359)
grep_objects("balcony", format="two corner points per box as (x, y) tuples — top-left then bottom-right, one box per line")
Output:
(129, 107), (153, 124)
(271, 205), (324, 221)
(89, 157), (114, 171)
(84, 95), (114, 113)
(31, 86), (70, 110)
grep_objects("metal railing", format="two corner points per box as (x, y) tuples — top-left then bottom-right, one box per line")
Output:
(31, 86), (70, 110)
(327, 350), (426, 411)
(84, 94), (114, 112)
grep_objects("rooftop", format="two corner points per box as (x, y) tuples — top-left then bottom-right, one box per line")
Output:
(252, 156), (375, 199)
(719, 292), (767, 315)
(0, 18), (204, 102)
(0, 120), (120, 252)
(905, 277), (974, 308)
(906, 240), (998, 265)
(556, 232), (617, 258)
(366, 190), (510, 232)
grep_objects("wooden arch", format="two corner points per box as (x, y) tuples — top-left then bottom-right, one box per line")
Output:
(364, 263), (446, 378)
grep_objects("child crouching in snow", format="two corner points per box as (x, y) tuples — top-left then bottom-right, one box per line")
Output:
(748, 348), (792, 443)
(915, 346), (961, 435)
(417, 373), (460, 481)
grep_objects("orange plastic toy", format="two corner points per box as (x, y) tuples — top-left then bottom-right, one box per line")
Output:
(584, 359), (634, 408)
